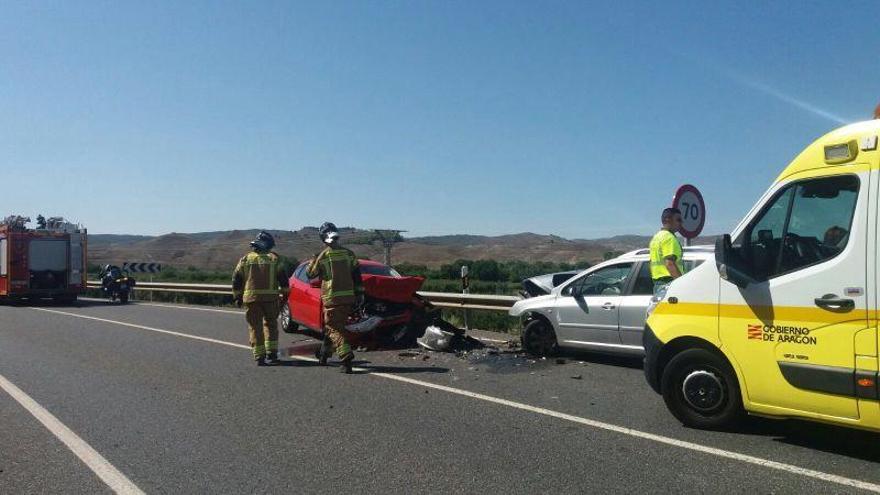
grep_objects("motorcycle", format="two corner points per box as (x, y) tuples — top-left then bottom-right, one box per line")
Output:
(99, 265), (136, 304)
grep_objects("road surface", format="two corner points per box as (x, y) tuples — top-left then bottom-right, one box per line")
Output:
(1, 300), (879, 494)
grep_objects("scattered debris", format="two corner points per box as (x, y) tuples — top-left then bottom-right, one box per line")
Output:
(571, 375), (583, 380)
(555, 358), (566, 365)
(416, 326), (456, 351)
(398, 351), (421, 358)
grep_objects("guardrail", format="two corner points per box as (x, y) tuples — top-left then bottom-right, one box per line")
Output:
(86, 281), (520, 312)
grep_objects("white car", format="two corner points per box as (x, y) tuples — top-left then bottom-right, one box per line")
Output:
(509, 246), (713, 356)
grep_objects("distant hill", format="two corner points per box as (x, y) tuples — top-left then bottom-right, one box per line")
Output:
(88, 228), (716, 271)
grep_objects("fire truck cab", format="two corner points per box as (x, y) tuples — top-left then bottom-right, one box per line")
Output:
(0, 216), (87, 303)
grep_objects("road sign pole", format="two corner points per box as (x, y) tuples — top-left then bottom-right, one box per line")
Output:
(461, 265), (470, 331)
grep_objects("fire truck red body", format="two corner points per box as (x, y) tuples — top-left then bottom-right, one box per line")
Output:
(0, 220), (87, 302)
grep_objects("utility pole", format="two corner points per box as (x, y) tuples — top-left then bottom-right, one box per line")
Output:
(373, 229), (406, 265)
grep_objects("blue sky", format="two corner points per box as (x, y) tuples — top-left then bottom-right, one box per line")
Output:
(2, 1), (877, 238)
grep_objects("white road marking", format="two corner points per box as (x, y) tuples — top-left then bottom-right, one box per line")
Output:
(85, 300), (517, 342)
(33, 308), (250, 350)
(80, 298), (243, 315)
(32, 307), (880, 493)
(0, 373), (145, 495)
(83, 300), (516, 343)
(126, 302), (242, 315)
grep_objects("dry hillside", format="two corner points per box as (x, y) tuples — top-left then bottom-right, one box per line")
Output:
(88, 228), (717, 270)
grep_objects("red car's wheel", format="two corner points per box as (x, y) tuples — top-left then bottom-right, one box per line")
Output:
(279, 302), (299, 334)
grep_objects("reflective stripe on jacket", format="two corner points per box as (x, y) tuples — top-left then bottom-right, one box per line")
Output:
(306, 247), (363, 305)
(232, 251), (288, 303)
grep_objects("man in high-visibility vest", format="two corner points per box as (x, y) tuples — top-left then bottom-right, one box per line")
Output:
(232, 231), (289, 366)
(308, 222), (363, 374)
(649, 208), (685, 299)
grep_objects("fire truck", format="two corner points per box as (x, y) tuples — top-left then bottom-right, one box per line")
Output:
(0, 216), (87, 303)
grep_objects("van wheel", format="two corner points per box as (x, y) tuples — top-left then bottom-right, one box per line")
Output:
(521, 318), (557, 357)
(280, 303), (298, 334)
(661, 348), (744, 430)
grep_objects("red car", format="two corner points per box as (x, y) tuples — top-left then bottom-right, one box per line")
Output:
(280, 259), (430, 348)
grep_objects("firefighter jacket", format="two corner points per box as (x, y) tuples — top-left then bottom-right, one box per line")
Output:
(232, 251), (289, 303)
(307, 246), (363, 305)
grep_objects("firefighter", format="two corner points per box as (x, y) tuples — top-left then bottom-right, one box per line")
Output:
(307, 222), (363, 374)
(648, 207), (685, 299)
(232, 231), (289, 366)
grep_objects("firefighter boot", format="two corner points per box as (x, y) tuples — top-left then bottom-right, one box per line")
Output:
(340, 354), (354, 374)
(265, 352), (280, 366)
(316, 334), (331, 366)
(256, 356), (267, 366)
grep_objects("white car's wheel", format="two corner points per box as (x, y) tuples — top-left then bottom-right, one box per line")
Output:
(521, 318), (558, 357)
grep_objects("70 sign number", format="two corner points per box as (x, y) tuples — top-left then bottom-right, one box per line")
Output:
(680, 201), (700, 221)
(672, 184), (706, 239)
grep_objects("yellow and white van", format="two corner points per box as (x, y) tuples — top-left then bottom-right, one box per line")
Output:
(644, 118), (880, 431)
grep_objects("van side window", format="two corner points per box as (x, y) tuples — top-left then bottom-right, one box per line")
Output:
(735, 175), (859, 279)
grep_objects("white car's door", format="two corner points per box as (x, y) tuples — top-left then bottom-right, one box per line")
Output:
(555, 263), (634, 346)
(617, 262), (654, 348)
(618, 259), (705, 347)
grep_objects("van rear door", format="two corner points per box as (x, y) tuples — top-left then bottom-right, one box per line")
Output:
(719, 171), (869, 420)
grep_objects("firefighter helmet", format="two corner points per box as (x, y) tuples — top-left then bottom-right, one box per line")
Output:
(250, 231), (275, 252)
(319, 222), (340, 245)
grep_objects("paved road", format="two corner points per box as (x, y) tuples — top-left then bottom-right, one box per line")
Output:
(1, 300), (879, 494)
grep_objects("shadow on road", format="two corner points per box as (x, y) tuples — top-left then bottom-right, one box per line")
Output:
(554, 349), (644, 370)
(737, 416), (880, 463)
(352, 361), (450, 375)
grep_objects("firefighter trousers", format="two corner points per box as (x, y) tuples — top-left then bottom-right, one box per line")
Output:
(245, 300), (280, 359)
(323, 303), (353, 360)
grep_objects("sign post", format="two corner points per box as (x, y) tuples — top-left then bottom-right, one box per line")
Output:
(123, 263), (162, 302)
(461, 265), (470, 330)
(672, 184), (706, 245)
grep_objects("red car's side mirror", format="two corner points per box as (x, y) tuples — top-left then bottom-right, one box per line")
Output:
(309, 279), (322, 289)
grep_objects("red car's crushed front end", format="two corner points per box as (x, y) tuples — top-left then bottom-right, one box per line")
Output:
(283, 261), (435, 348)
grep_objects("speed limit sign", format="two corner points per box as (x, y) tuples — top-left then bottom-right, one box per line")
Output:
(672, 184), (706, 239)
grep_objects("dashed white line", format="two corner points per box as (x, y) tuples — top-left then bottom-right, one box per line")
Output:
(0, 373), (145, 495)
(31, 307), (880, 494)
